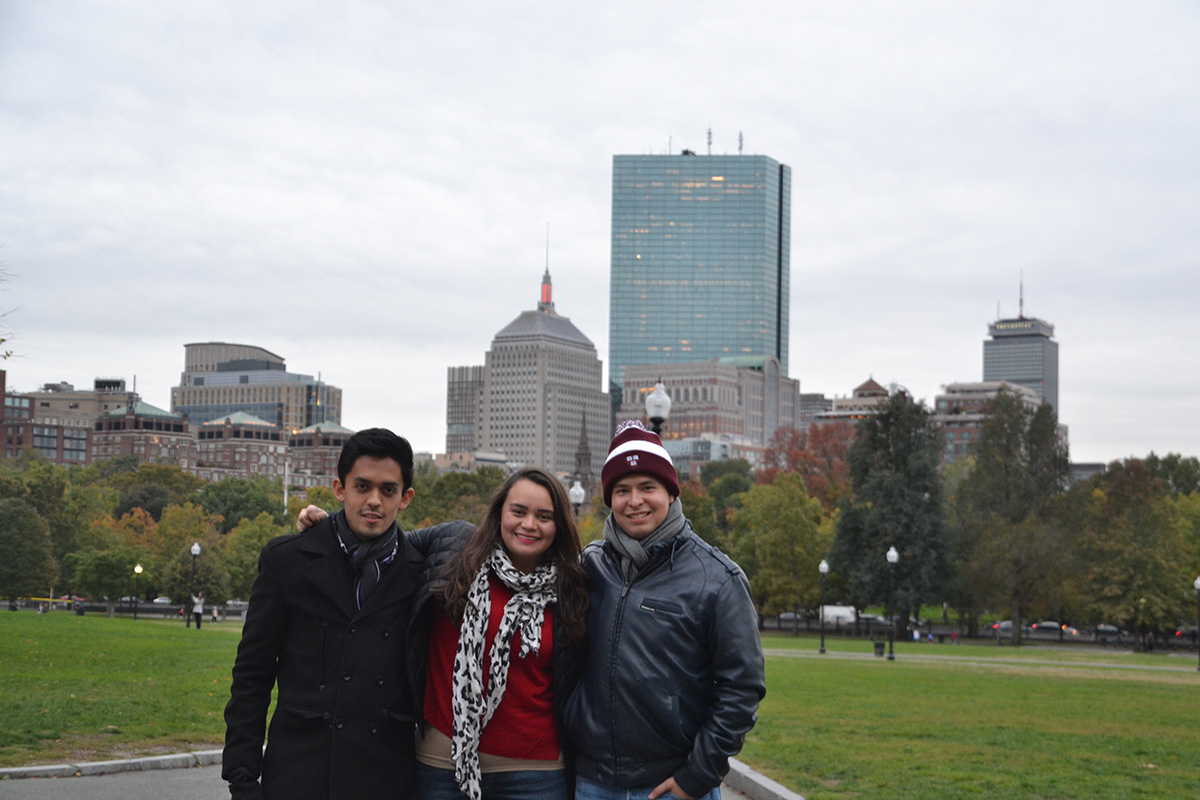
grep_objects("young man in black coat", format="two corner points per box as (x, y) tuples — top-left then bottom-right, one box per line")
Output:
(223, 428), (425, 800)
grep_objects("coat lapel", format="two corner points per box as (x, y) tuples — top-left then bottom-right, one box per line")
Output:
(299, 519), (357, 621)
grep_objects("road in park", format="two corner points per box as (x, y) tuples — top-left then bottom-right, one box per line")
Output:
(0, 764), (753, 800)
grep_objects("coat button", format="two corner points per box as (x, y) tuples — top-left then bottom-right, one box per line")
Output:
(376, 677), (384, 687)
(349, 626), (356, 634)
(343, 672), (352, 682)
(335, 720), (344, 730)
(381, 629), (390, 638)
(369, 725), (378, 735)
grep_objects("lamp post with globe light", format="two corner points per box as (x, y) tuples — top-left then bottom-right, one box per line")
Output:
(568, 480), (585, 519)
(187, 542), (200, 627)
(133, 564), (142, 621)
(1194, 575), (1200, 672)
(818, 559), (829, 654)
(886, 546), (899, 661)
(645, 380), (672, 436)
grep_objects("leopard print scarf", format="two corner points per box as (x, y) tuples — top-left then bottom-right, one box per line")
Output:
(450, 547), (557, 800)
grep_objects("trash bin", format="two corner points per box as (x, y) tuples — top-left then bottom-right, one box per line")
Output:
(874, 641), (885, 657)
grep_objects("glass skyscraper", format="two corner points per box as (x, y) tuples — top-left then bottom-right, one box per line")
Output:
(608, 153), (791, 413)
(982, 316), (1059, 413)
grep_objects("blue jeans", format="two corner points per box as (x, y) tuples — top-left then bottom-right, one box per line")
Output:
(415, 762), (568, 800)
(575, 775), (721, 800)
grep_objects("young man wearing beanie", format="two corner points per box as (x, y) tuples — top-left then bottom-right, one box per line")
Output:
(564, 420), (765, 800)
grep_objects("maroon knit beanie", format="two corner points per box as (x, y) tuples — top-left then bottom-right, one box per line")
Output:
(601, 420), (680, 507)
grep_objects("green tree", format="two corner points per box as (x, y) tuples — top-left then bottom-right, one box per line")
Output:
(405, 467), (507, 528)
(153, 503), (220, 585)
(1079, 459), (1191, 647)
(832, 394), (949, 628)
(162, 544), (230, 606)
(114, 484), (174, 522)
(0, 498), (57, 600)
(104, 463), (204, 514)
(223, 512), (290, 599)
(67, 546), (145, 616)
(678, 480), (720, 548)
(957, 391), (1072, 642)
(1145, 452), (1200, 497)
(198, 475), (285, 534)
(730, 472), (828, 617)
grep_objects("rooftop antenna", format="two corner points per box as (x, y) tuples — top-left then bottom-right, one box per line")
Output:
(668, 134), (672, 154)
(738, 131), (743, 155)
(706, 126), (712, 155)
(1019, 271), (1025, 318)
(545, 222), (550, 270)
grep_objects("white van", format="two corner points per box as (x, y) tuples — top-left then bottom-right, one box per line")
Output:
(818, 605), (858, 625)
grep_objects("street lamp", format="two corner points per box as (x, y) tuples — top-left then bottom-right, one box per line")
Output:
(818, 559), (829, 654)
(1194, 575), (1200, 672)
(645, 380), (672, 435)
(133, 564), (142, 621)
(188, 542), (201, 627)
(886, 546), (899, 661)
(568, 480), (585, 518)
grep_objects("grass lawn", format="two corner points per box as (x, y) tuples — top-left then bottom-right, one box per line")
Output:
(0, 610), (241, 766)
(3, 613), (1199, 799)
(749, 631), (1200, 799)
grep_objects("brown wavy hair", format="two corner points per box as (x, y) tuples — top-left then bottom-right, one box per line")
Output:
(434, 467), (588, 650)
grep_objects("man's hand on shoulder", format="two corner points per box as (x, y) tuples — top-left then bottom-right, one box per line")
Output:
(296, 505), (330, 532)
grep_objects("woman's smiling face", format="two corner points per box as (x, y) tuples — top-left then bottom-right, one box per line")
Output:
(500, 478), (557, 573)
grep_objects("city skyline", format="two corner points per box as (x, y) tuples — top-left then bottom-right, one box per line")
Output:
(2, 2), (1198, 465)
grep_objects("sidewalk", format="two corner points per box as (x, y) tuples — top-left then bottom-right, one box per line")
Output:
(0, 752), (803, 800)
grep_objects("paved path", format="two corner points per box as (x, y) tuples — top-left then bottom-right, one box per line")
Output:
(0, 763), (760, 800)
(763, 646), (1200, 674)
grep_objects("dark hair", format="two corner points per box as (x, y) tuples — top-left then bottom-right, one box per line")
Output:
(337, 428), (414, 491)
(436, 467), (588, 650)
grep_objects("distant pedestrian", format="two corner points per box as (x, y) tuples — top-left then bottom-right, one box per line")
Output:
(950, 630), (958, 645)
(191, 591), (205, 629)
(211, 606), (219, 625)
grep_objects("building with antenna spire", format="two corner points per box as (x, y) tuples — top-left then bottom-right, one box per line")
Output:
(608, 148), (791, 422)
(982, 284), (1059, 412)
(445, 269), (609, 482)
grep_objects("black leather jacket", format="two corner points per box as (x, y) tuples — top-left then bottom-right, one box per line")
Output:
(563, 524), (765, 798)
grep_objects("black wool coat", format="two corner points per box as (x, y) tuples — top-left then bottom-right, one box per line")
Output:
(222, 518), (425, 800)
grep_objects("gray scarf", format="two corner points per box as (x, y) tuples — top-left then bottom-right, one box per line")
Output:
(603, 497), (687, 582)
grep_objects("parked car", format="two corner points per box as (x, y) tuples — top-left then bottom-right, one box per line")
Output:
(1174, 625), (1198, 646)
(989, 620), (1031, 635)
(1092, 624), (1126, 643)
(1031, 621), (1080, 637)
(151, 596), (173, 604)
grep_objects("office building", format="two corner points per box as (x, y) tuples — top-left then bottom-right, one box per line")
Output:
(933, 380), (1041, 464)
(170, 342), (342, 431)
(288, 420), (355, 489)
(608, 151), (791, 415)
(617, 355), (800, 446)
(92, 401), (195, 467)
(447, 269), (609, 479)
(983, 310), (1058, 413)
(193, 412), (289, 482)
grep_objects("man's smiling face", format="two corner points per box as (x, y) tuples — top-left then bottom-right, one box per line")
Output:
(332, 455), (413, 540)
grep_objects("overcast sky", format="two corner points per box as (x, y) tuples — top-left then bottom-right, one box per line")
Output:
(2, 1), (1198, 465)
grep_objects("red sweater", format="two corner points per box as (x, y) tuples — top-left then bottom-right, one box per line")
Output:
(424, 575), (560, 760)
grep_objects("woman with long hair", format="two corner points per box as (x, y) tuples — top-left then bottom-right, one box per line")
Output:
(411, 467), (587, 800)
(297, 467), (587, 800)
